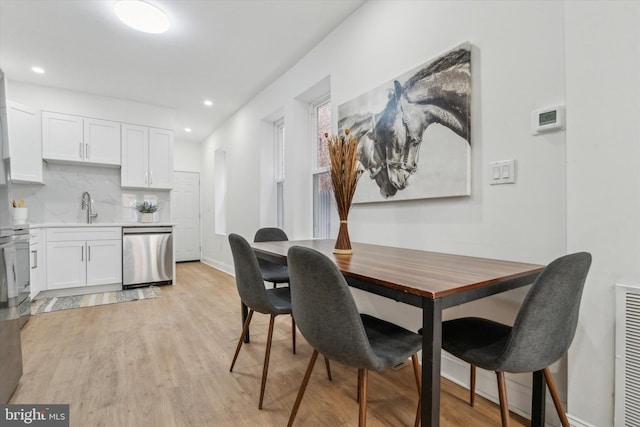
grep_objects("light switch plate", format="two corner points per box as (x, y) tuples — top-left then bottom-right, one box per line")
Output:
(489, 160), (515, 185)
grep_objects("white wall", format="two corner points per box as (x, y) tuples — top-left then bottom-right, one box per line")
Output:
(201, 1), (637, 425)
(201, 0), (569, 421)
(564, 2), (640, 427)
(174, 139), (202, 173)
(202, 0), (567, 265)
(8, 81), (174, 129)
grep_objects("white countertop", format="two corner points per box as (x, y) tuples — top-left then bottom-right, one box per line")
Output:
(20, 222), (176, 229)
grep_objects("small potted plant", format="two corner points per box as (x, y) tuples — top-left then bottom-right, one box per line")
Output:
(133, 201), (159, 223)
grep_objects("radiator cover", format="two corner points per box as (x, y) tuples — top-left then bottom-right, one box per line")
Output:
(616, 284), (640, 427)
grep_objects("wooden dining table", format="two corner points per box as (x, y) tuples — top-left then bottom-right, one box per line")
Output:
(251, 239), (546, 427)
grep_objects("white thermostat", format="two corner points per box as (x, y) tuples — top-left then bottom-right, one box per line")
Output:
(531, 104), (565, 135)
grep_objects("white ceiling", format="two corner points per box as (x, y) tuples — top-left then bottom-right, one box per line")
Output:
(0, 0), (365, 142)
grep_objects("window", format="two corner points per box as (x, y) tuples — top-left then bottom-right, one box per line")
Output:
(275, 119), (285, 229)
(312, 96), (332, 239)
(214, 148), (226, 235)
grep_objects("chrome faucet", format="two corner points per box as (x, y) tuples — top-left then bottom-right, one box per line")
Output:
(81, 192), (98, 224)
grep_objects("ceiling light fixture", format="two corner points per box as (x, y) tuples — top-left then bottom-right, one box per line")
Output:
(115, 0), (170, 34)
(204, 100), (213, 107)
(31, 66), (45, 74)
(184, 128), (192, 133)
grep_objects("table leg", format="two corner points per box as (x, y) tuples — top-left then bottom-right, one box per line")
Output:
(241, 301), (250, 343)
(421, 297), (442, 427)
(531, 370), (546, 427)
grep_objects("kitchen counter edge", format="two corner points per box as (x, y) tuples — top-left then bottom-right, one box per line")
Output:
(20, 223), (176, 228)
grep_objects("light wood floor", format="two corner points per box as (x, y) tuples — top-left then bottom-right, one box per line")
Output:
(11, 262), (528, 426)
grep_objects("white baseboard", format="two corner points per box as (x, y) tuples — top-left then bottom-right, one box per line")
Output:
(566, 414), (599, 427)
(200, 257), (287, 296)
(441, 353), (564, 427)
(201, 256), (234, 275)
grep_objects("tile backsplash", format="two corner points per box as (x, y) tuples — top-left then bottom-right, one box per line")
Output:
(12, 163), (171, 224)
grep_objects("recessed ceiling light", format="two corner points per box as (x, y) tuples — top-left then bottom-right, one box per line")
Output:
(204, 100), (213, 107)
(115, 0), (170, 34)
(184, 128), (192, 133)
(31, 66), (45, 74)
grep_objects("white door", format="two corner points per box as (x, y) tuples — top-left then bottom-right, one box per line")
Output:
(171, 171), (200, 262)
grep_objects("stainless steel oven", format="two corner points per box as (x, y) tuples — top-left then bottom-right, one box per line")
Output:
(0, 230), (29, 403)
(1, 230), (30, 328)
(1, 67), (28, 403)
(14, 229), (31, 328)
(122, 226), (173, 288)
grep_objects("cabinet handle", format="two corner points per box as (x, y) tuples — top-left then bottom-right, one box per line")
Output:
(86, 143), (90, 159)
(31, 250), (37, 269)
(81, 246), (84, 261)
(88, 245), (91, 262)
(145, 171), (148, 185)
(150, 170), (153, 185)
(79, 142), (83, 159)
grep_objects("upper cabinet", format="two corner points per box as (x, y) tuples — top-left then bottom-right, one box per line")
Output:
(2, 101), (43, 183)
(84, 118), (122, 165)
(42, 112), (121, 167)
(121, 124), (173, 189)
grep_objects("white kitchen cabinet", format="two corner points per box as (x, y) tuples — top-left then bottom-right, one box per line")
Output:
(120, 124), (147, 187)
(1, 102), (43, 183)
(148, 128), (173, 189)
(42, 112), (121, 166)
(45, 227), (122, 290)
(83, 118), (121, 165)
(121, 124), (173, 189)
(46, 240), (86, 290)
(29, 228), (43, 299)
(86, 240), (122, 285)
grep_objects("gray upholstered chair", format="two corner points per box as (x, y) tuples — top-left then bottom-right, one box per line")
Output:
(254, 227), (290, 288)
(286, 246), (423, 427)
(228, 233), (297, 409)
(441, 252), (592, 427)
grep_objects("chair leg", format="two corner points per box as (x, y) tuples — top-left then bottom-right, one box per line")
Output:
(287, 349), (319, 427)
(496, 372), (510, 427)
(258, 314), (276, 409)
(230, 309), (254, 372)
(324, 356), (333, 381)
(543, 367), (570, 427)
(291, 314), (296, 354)
(470, 364), (476, 407)
(411, 354), (421, 427)
(411, 354), (422, 392)
(357, 369), (361, 402)
(358, 368), (368, 427)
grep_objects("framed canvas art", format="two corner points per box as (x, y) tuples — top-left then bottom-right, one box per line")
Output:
(338, 42), (471, 203)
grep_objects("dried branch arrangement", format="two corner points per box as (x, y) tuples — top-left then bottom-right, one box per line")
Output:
(326, 129), (362, 254)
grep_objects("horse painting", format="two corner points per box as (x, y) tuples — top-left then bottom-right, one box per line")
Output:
(338, 43), (471, 201)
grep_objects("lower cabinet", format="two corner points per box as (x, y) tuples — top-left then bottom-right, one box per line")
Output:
(46, 227), (122, 290)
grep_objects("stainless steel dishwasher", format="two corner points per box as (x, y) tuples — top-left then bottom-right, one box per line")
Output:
(122, 226), (174, 288)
